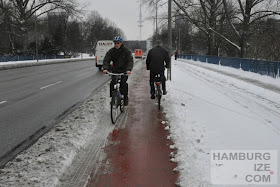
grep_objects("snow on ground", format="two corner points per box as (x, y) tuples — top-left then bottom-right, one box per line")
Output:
(162, 59), (280, 187)
(0, 57), (280, 186)
(0, 54), (94, 70)
(0, 53), (93, 65)
(0, 80), (108, 186)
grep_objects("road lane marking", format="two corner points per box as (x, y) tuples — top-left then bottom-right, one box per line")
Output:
(40, 81), (62, 90)
(0, 101), (7, 105)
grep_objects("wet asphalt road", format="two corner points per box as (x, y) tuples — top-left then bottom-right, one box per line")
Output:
(0, 60), (109, 166)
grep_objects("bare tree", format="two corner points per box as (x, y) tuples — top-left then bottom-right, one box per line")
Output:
(172, 0), (280, 57)
(223, 0), (280, 58)
(249, 18), (280, 61)
(172, 0), (228, 55)
(0, 0), (77, 54)
(85, 11), (124, 54)
(140, 0), (168, 40)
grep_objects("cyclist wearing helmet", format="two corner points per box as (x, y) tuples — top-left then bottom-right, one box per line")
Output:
(103, 36), (134, 106)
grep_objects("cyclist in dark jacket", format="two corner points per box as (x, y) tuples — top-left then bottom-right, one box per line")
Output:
(146, 40), (170, 99)
(103, 36), (134, 106)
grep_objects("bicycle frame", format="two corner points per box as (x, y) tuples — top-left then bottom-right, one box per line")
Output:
(107, 72), (126, 124)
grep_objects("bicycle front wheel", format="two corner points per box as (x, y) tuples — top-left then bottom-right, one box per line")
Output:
(120, 96), (124, 113)
(111, 93), (119, 124)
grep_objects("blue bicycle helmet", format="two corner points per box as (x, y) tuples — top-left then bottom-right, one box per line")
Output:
(113, 36), (123, 42)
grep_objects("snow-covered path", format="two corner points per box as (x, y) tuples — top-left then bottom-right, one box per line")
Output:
(163, 59), (280, 186)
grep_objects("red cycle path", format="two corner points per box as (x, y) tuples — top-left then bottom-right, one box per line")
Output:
(87, 71), (178, 186)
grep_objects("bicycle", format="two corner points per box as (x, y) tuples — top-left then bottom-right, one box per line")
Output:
(107, 72), (126, 124)
(154, 74), (163, 110)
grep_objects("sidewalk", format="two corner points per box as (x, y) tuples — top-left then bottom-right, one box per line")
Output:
(87, 67), (178, 186)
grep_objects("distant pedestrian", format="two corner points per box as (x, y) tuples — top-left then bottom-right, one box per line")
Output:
(174, 50), (178, 60)
(146, 40), (170, 99)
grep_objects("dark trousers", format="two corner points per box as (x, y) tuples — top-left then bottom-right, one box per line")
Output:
(110, 75), (128, 97)
(149, 71), (166, 95)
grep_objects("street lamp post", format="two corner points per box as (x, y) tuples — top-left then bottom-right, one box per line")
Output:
(155, 0), (158, 40)
(35, 13), (39, 62)
(80, 17), (84, 59)
(168, 0), (172, 80)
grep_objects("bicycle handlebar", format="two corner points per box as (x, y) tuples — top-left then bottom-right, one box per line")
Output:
(106, 72), (127, 76)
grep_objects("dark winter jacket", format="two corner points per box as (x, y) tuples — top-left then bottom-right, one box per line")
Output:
(146, 45), (170, 73)
(103, 45), (133, 73)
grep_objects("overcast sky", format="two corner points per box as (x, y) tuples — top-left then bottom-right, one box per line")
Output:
(78, 0), (155, 41)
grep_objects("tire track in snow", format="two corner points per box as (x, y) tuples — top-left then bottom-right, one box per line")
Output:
(178, 61), (280, 135)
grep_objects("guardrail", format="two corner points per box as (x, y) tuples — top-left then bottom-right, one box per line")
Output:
(179, 54), (280, 78)
(0, 55), (67, 63)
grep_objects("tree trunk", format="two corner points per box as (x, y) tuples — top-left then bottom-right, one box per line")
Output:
(207, 0), (218, 56)
(239, 0), (252, 58)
